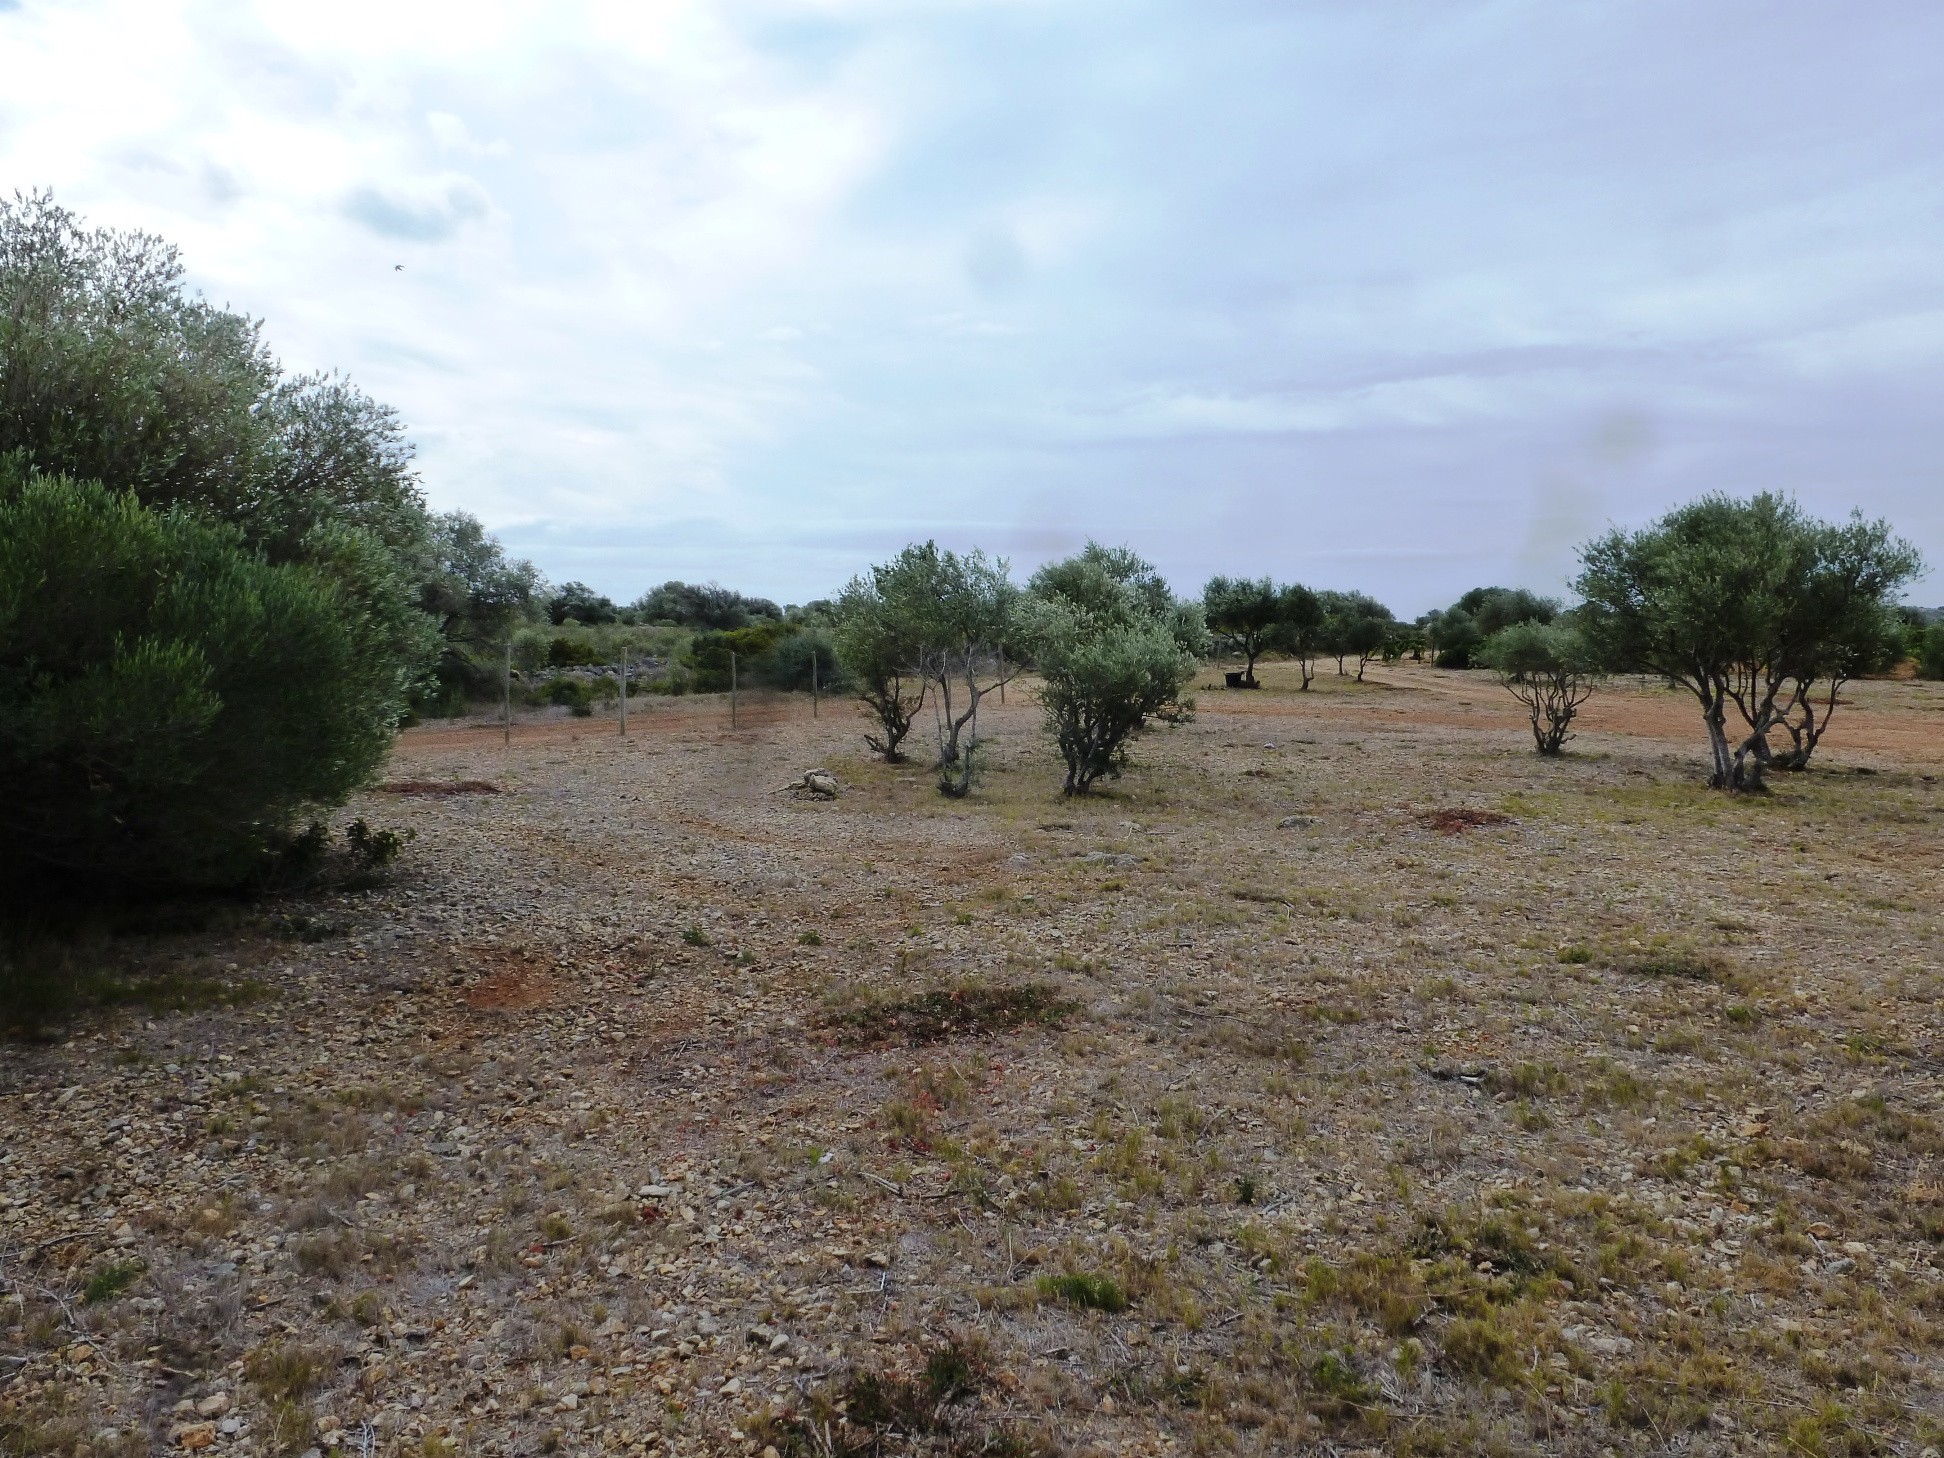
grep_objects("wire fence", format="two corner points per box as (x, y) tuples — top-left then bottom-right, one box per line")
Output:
(431, 648), (835, 743)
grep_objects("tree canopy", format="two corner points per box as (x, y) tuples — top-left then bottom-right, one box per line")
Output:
(0, 472), (400, 887)
(1026, 544), (1205, 794)
(1, 190), (444, 702)
(0, 192), (465, 882)
(1574, 492), (1920, 789)
(629, 580), (782, 630)
(1424, 587), (1558, 669)
(1477, 620), (1601, 754)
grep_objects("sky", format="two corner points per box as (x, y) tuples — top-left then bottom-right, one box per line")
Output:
(3, 0), (1942, 613)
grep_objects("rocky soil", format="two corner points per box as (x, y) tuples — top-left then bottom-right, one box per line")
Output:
(4, 664), (1942, 1457)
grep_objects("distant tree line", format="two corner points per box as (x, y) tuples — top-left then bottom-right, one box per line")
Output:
(1197, 495), (1925, 788)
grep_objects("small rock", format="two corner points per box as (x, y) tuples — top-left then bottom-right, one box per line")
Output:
(196, 1393), (231, 1418)
(176, 1424), (217, 1451)
(556, 1392), (579, 1411)
(1587, 1335), (1633, 1357)
(1277, 815), (1320, 829)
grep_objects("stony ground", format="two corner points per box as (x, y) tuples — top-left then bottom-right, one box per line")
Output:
(5, 663), (1943, 1458)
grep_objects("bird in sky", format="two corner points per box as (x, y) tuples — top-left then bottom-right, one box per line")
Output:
(393, 264), (404, 272)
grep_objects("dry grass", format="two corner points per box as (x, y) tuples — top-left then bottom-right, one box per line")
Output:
(4, 661), (1941, 1456)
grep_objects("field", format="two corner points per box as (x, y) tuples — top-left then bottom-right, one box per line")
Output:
(5, 662), (1943, 1458)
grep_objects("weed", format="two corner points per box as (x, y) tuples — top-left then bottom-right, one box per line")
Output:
(1309, 1349), (1379, 1412)
(1036, 1271), (1128, 1312)
(681, 926), (710, 947)
(747, 1338), (1034, 1457)
(245, 1340), (334, 1404)
(81, 1260), (143, 1304)
(1441, 1315), (1519, 1384)
(345, 819), (414, 871)
(1486, 1062), (1565, 1098)
(293, 1231), (354, 1278)
(797, 930), (823, 946)
(1618, 948), (1723, 981)
(822, 981), (1075, 1045)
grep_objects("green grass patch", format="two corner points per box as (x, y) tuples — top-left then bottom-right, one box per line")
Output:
(1036, 1271), (1129, 1312)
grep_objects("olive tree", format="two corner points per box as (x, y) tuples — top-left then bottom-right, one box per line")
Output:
(1318, 591), (1394, 681)
(1202, 575), (1279, 686)
(1764, 514), (1918, 770)
(1477, 621), (1601, 754)
(866, 542), (1020, 793)
(1025, 543), (1206, 795)
(832, 571), (927, 761)
(1574, 493), (1920, 790)
(1270, 584), (1325, 688)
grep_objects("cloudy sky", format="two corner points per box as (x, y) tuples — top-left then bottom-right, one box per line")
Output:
(4, 0), (1941, 611)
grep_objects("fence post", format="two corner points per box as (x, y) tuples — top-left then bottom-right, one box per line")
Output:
(619, 648), (628, 737)
(502, 640), (512, 749)
(811, 651), (819, 718)
(730, 650), (738, 729)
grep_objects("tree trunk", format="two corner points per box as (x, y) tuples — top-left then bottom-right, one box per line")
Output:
(1704, 705), (1736, 789)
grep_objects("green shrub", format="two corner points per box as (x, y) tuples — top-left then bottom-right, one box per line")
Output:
(82, 1260), (144, 1304)
(545, 677), (594, 715)
(688, 622), (791, 692)
(763, 628), (846, 693)
(345, 819), (414, 871)
(0, 473), (400, 888)
(546, 635), (601, 668)
(1919, 622), (1944, 681)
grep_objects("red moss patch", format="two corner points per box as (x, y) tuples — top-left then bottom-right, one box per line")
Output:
(1419, 808), (1514, 835)
(377, 779), (502, 796)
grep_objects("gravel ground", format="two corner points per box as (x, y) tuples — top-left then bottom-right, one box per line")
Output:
(4, 663), (1943, 1458)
